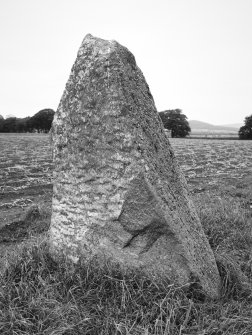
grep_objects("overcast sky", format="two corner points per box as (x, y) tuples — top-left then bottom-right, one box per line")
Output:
(1, 0), (251, 125)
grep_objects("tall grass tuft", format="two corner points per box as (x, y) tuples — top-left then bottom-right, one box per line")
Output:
(0, 236), (252, 335)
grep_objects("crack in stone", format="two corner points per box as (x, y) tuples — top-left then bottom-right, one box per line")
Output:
(123, 219), (176, 254)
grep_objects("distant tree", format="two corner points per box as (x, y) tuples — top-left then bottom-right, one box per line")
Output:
(0, 116), (32, 133)
(0, 109), (54, 133)
(16, 117), (31, 132)
(1, 117), (17, 132)
(29, 109), (55, 133)
(239, 115), (252, 139)
(0, 115), (4, 132)
(159, 109), (191, 138)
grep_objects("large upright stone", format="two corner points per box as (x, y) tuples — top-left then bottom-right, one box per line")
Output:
(50, 34), (220, 298)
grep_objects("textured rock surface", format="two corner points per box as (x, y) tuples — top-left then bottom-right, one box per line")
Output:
(50, 34), (221, 298)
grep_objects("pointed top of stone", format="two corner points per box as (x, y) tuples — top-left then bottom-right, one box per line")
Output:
(81, 33), (110, 47)
(76, 33), (137, 68)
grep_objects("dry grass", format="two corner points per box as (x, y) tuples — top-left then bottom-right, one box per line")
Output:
(1, 198), (252, 335)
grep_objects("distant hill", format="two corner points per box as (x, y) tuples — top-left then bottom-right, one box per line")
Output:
(217, 123), (243, 129)
(188, 120), (240, 133)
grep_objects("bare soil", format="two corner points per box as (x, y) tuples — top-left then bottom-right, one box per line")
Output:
(0, 133), (53, 228)
(0, 134), (251, 244)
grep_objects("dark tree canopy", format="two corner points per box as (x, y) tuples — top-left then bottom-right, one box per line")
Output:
(159, 109), (191, 138)
(239, 115), (252, 139)
(0, 117), (18, 132)
(0, 115), (4, 131)
(28, 109), (55, 133)
(0, 109), (54, 133)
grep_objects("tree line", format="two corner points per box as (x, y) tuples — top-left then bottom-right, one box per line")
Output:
(0, 108), (190, 137)
(0, 109), (55, 133)
(0, 107), (251, 139)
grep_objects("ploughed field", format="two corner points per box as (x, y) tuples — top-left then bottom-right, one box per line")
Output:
(0, 134), (53, 227)
(1, 133), (252, 225)
(170, 138), (252, 193)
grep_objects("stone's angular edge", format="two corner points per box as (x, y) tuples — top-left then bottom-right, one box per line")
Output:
(50, 34), (221, 299)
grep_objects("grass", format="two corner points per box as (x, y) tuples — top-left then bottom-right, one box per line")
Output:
(1, 197), (252, 335)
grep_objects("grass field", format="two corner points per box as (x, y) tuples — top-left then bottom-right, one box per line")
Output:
(0, 133), (252, 334)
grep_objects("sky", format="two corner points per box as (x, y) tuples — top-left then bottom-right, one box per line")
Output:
(0, 0), (252, 125)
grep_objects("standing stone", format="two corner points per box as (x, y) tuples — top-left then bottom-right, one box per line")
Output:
(50, 34), (220, 298)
